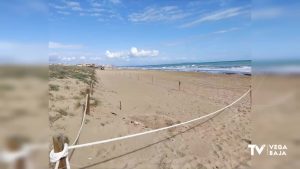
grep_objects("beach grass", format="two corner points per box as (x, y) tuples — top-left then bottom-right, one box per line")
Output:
(49, 65), (96, 84)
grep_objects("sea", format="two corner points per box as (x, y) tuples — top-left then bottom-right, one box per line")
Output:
(121, 60), (251, 75)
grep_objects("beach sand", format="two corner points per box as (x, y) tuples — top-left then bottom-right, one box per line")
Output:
(252, 75), (300, 169)
(49, 69), (251, 169)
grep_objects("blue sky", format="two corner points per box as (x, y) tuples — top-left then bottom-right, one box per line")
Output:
(0, 0), (299, 65)
(48, 0), (251, 65)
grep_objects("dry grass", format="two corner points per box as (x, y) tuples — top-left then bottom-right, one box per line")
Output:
(90, 97), (100, 106)
(49, 114), (62, 124)
(49, 84), (60, 91)
(49, 65), (97, 84)
(74, 101), (81, 109)
(57, 108), (68, 116)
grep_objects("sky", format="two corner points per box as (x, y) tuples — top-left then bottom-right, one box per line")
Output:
(0, 0), (299, 65)
(48, 0), (251, 65)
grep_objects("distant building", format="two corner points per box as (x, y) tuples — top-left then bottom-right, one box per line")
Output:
(76, 63), (115, 70)
(86, 64), (96, 67)
(76, 64), (96, 67)
(98, 65), (105, 70)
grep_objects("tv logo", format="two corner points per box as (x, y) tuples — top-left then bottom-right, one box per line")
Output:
(248, 144), (265, 156)
(248, 144), (287, 156)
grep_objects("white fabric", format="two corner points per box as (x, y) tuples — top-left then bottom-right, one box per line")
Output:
(49, 143), (70, 169)
(0, 146), (30, 164)
(0, 143), (47, 169)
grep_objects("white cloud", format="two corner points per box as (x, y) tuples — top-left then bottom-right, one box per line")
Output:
(48, 41), (83, 49)
(130, 47), (159, 57)
(106, 47), (159, 58)
(65, 1), (82, 11)
(50, 1), (82, 16)
(180, 6), (249, 28)
(213, 27), (240, 34)
(129, 6), (189, 22)
(62, 56), (76, 61)
(91, 2), (102, 7)
(49, 51), (105, 63)
(105, 50), (127, 58)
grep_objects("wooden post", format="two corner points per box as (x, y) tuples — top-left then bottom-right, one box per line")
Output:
(178, 81), (181, 91)
(250, 84), (252, 106)
(7, 136), (26, 169)
(82, 103), (85, 113)
(119, 101), (122, 110)
(90, 81), (93, 95)
(52, 135), (68, 169)
(152, 76), (154, 84)
(86, 89), (90, 115)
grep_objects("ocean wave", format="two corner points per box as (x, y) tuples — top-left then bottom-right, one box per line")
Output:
(121, 65), (251, 75)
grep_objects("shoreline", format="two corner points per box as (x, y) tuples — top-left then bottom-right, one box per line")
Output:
(113, 68), (252, 78)
(116, 67), (252, 76)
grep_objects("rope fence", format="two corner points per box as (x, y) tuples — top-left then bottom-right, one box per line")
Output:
(71, 94), (89, 146)
(0, 69), (252, 169)
(50, 83), (92, 169)
(49, 88), (251, 169)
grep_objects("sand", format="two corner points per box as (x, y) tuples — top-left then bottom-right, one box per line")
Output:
(49, 69), (251, 169)
(252, 75), (300, 169)
(0, 67), (49, 169)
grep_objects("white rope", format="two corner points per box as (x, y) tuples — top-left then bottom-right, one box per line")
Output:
(49, 89), (250, 169)
(49, 94), (89, 169)
(68, 89), (250, 150)
(71, 94), (89, 146)
(50, 143), (70, 169)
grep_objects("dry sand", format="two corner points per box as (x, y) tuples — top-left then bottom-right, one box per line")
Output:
(49, 69), (251, 169)
(0, 67), (49, 169)
(252, 75), (300, 169)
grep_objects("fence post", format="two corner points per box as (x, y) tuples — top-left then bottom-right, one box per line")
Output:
(52, 134), (68, 169)
(152, 75), (154, 84)
(250, 84), (252, 106)
(7, 136), (25, 169)
(119, 101), (122, 110)
(86, 89), (90, 115)
(90, 81), (93, 95)
(178, 81), (181, 91)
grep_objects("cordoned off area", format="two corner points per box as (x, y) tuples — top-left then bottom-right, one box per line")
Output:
(47, 67), (251, 169)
